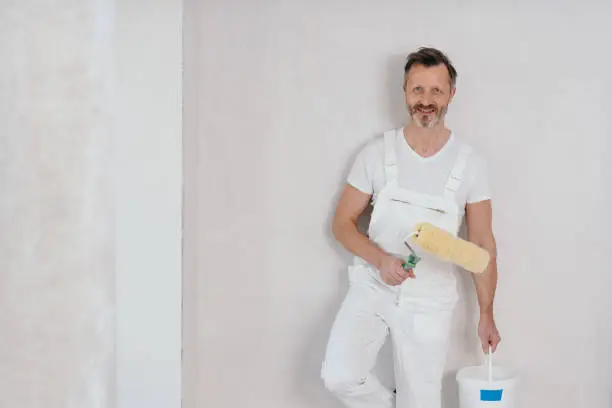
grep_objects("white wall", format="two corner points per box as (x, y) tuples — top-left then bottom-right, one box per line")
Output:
(181, 2), (200, 406)
(184, 1), (612, 408)
(114, 1), (183, 408)
(0, 1), (115, 407)
(0, 2), (182, 407)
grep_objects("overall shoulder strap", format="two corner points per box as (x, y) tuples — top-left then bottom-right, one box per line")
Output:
(444, 144), (472, 197)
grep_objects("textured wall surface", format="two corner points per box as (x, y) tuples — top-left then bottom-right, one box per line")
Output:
(0, 2), (114, 407)
(184, 1), (612, 408)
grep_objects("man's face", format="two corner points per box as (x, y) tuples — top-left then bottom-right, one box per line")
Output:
(403, 63), (455, 129)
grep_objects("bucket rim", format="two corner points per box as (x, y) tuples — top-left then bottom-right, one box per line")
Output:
(455, 364), (519, 383)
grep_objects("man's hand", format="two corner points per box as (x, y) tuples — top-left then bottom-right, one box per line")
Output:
(331, 184), (416, 286)
(377, 254), (415, 285)
(478, 311), (501, 353)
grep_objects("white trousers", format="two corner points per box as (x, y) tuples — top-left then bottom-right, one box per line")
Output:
(321, 274), (455, 408)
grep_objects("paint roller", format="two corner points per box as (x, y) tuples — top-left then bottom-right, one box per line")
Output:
(402, 222), (491, 274)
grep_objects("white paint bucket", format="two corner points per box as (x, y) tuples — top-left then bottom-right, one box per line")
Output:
(456, 347), (519, 407)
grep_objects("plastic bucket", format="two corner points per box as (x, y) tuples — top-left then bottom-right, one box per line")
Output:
(456, 349), (518, 407)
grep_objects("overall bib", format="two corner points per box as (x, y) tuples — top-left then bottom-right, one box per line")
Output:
(322, 128), (472, 408)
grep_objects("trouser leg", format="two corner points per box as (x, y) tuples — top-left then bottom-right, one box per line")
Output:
(391, 308), (454, 408)
(320, 284), (394, 408)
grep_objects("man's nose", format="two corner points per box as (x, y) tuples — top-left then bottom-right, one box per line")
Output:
(421, 93), (434, 106)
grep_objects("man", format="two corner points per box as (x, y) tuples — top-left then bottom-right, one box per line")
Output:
(320, 47), (500, 408)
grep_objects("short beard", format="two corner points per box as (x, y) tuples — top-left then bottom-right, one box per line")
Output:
(408, 103), (448, 128)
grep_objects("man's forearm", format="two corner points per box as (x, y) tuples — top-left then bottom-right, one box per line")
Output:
(464, 199), (498, 315)
(470, 234), (498, 314)
(472, 255), (497, 314)
(332, 220), (387, 269)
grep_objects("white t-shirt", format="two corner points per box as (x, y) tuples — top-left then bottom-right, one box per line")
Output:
(347, 128), (491, 209)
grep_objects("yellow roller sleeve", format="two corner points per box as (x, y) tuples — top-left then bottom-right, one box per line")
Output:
(410, 222), (491, 274)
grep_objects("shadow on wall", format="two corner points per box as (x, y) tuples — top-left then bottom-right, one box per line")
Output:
(294, 53), (481, 407)
(291, 138), (374, 407)
(385, 53), (410, 128)
(442, 219), (482, 408)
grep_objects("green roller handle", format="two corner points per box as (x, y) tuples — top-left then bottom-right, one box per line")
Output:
(402, 253), (421, 270)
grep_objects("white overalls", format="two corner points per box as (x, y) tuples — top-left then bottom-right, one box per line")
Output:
(321, 128), (472, 408)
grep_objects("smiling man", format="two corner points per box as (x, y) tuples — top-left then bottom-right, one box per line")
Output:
(321, 47), (500, 408)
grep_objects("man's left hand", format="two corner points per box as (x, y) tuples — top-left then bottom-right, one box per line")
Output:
(478, 311), (501, 353)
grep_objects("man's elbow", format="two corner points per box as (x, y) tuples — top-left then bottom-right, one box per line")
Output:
(332, 216), (355, 243)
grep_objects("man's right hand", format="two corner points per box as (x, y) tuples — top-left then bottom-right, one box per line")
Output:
(377, 255), (415, 286)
